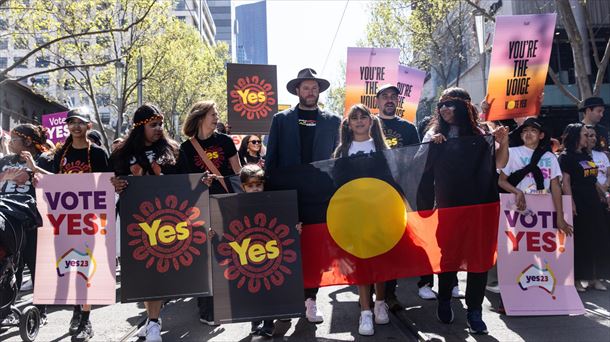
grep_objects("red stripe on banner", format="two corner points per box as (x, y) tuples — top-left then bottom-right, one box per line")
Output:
(301, 201), (499, 288)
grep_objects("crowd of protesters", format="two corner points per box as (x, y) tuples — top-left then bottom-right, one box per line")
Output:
(0, 66), (608, 341)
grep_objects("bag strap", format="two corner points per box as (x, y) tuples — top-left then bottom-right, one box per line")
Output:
(189, 137), (229, 192)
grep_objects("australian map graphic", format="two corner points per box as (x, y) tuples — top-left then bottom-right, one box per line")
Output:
(56, 246), (97, 287)
(517, 261), (557, 299)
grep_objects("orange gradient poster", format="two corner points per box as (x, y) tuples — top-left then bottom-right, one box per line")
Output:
(486, 13), (556, 121)
(345, 47), (399, 116)
(397, 65), (426, 123)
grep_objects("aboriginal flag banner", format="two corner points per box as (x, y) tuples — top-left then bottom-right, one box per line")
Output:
(119, 174), (212, 302)
(267, 135), (500, 288)
(210, 190), (305, 323)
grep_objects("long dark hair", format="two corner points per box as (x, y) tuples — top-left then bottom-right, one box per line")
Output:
(11, 124), (49, 154)
(333, 104), (389, 158)
(238, 135), (261, 164)
(111, 104), (179, 173)
(561, 123), (590, 153)
(427, 87), (481, 137)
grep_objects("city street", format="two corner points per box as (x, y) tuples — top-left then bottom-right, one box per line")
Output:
(2, 271), (608, 341)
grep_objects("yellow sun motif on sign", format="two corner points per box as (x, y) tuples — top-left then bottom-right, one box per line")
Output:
(507, 100), (516, 110)
(327, 178), (407, 259)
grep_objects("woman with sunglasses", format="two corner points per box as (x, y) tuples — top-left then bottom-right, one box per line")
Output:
(238, 135), (264, 167)
(110, 104), (180, 342)
(423, 87), (508, 335)
(53, 108), (109, 342)
(559, 123), (610, 292)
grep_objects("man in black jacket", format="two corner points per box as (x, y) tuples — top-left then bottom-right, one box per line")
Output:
(265, 68), (341, 324)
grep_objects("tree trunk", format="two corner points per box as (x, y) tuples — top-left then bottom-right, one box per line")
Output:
(555, 0), (592, 101)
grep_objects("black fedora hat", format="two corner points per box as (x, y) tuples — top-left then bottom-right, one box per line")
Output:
(286, 68), (330, 95)
(579, 97), (607, 112)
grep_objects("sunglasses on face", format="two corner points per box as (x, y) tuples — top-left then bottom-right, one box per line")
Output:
(249, 140), (261, 145)
(437, 100), (457, 110)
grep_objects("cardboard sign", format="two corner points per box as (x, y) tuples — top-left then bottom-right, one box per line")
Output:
(42, 111), (69, 145)
(498, 193), (584, 316)
(210, 190), (305, 323)
(396, 65), (425, 123)
(345, 47), (399, 116)
(227, 63), (278, 134)
(34, 173), (116, 305)
(486, 14), (556, 120)
(119, 174), (212, 302)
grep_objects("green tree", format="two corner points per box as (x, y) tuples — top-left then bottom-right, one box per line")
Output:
(142, 20), (229, 140)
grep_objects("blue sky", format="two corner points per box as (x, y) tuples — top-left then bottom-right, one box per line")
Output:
(240, 0), (371, 105)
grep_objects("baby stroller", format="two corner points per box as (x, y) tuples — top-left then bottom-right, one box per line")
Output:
(0, 195), (42, 342)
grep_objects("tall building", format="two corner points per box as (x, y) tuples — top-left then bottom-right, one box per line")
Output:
(207, 0), (233, 50)
(173, 0), (216, 46)
(235, 0), (268, 64)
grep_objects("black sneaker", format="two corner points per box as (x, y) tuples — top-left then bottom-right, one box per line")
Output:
(68, 311), (81, 335)
(467, 310), (488, 335)
(71, 320), (94, 342)
(251, 321), (262, 335)
(385, 296), (405, 312)
(259, 320), (274, 338)
(436, 300), (454, 324)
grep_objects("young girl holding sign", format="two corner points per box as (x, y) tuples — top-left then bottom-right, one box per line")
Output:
(110, 103), (180, 342)
(54, 108), (109, 342)
(333, 104), (391, 336)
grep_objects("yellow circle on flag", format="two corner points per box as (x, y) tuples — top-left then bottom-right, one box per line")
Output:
(327, 178), (407, 259)
(507, 100), (516, 110)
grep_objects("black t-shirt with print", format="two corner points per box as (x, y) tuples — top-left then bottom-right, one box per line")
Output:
(380, 117), (420, 149)
(178, 133), (237, 194)
(298, 108), (318, 164)
(53, 144), (110, 174)
(0, 152), (54, 196)
(112, 147), (179, 176)
(558, 151), (599, 205)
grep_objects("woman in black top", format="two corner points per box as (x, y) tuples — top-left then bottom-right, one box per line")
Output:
(238, 134), (264, 167)
(53, 108), (109, 174)
(53, 108), (109, 342)
(110, 103), (180, 341)
(178, 100), (241, 325)
(559, 123), (610, 292)
(178, 100), (241, 195)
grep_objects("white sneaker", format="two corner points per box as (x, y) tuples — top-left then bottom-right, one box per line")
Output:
(358, 310), (374, 336)
(485, 284), (500, 294)
(136, 317), (163, 341)
(373, 300), (390, 324)
(452, 285), (465, 298)
(20, 279), (33, 292)
(418, 285), (437, 300)
(137, 319), (162, 341)
(305, 298), (323, 323)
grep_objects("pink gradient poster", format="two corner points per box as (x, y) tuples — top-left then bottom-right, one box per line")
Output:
(397, 65), (425, 123)
(498, 194), (584, 316)
(344, 47), (399, 116)
(34, 173), (116, 305)
(486, 14), (556, 120)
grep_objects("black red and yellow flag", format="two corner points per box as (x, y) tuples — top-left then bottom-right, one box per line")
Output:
(267, 135), (500, 288)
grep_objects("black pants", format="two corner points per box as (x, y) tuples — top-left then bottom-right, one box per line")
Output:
(417, 274), (458, 289)
(438, 271), (487, 311)
(304, 288), (318, 300)
(197, 296), (214, 321)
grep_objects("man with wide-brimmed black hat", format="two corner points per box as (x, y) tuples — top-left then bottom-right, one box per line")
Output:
(265, 68), (341, 324)
(265, 68), (341, 170)
(581, 96), (608, 152)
